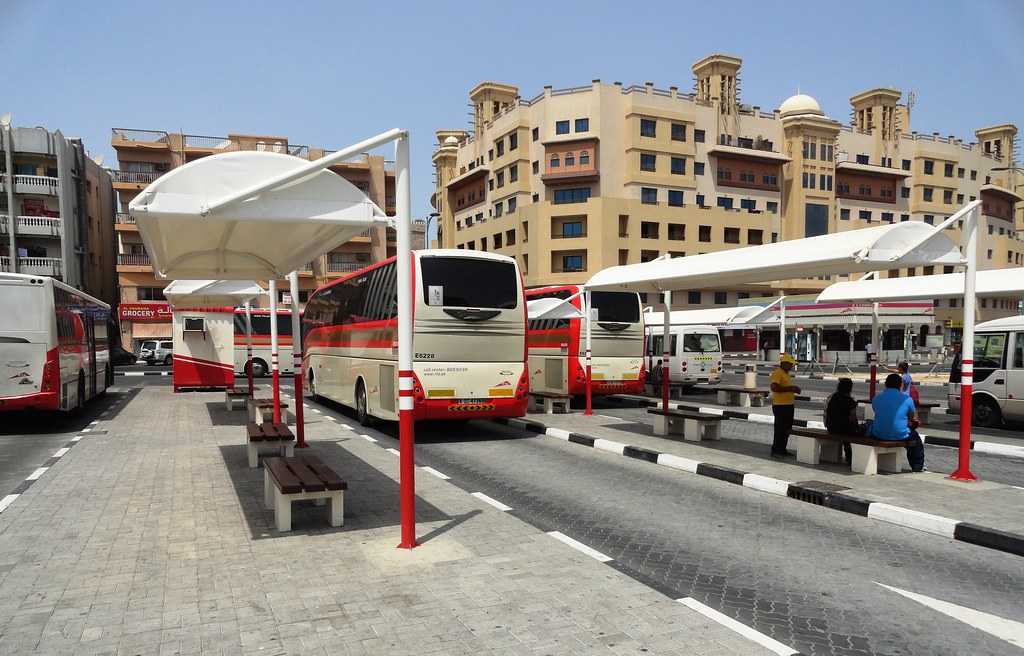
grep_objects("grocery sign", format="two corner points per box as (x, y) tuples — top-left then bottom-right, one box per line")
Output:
(118, 303), (172, 323)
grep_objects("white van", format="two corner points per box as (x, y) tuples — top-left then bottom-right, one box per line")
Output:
(948, 315), (1024, 427)
(645, 322), (723, 387)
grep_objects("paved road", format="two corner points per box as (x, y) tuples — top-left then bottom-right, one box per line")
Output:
(293, 390), (1024, 656)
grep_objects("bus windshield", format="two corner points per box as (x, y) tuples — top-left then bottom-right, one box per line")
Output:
(420, 257), (518, 309)
(682, 333), (721, 353)
(591, 291), (640, 323)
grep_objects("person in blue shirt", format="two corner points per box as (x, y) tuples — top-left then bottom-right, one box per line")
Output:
(870, 373), (925, 472)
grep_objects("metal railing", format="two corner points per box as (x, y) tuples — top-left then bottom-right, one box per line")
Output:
(108, 170), (160, 184)
(14, 175), (59, 193)
(183, 134), (231, 149)
(115, 212), (136, 225)
(111, 128), (170, 144)
(1, 256), (62, 275)
(117, 253), (151, 266)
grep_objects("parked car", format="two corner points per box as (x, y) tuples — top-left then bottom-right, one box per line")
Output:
(138, 340), (173, 365)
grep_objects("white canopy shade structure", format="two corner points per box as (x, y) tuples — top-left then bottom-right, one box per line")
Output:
(162, 279), (266, 308)
(643, 306), (769, 327)
(817, 268), (1024, 303)
(129, 150), (387, 280)
(527, 296), (586, 321)
(585, 222), (963, 293)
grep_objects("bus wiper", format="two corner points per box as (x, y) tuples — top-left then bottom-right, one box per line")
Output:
(597, 322), (629, 331)
(443, 308), (501, 322)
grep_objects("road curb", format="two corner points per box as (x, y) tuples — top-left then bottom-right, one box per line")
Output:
(494, 416), (1024, 559)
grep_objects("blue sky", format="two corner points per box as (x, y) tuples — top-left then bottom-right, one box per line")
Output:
(3, 0), (1022, 226)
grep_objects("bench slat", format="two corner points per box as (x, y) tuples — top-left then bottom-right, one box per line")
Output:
(265, 457), (303, 494)
(646, 408), (723, 421)
(791, 427), (910, 447)
(302, 455), (348, 491)
(286, 458), (326, 492)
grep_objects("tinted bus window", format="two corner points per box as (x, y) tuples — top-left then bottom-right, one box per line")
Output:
(420, 257), (518, 309)
(591, 291), (640, 323)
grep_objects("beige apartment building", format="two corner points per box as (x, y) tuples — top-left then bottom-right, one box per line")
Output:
(432, 54), (1022, 346)
(110, 129), (423, 350)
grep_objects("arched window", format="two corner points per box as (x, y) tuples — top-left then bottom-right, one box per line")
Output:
(579, 151), (590, 166)
(550, 154), (560, 168)
(564, 152), (575, 167)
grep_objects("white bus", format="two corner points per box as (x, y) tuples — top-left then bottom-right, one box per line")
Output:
(302, 250), (528, 424)
(644, 318), (723, 388)
(232, 309), (295, 377)
(0, 273), (112, 412)
(948, 315), (1024, 427)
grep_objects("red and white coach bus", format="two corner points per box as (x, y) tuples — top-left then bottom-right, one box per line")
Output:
(0, 273), (111, 412)
(525, 285), (645, 396)
(302, 250), (528, 424)
(232, 309), (295, 377)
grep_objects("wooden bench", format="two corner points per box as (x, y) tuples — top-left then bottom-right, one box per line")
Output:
(247, 398), (292, 425)
(529, 392), (571, 414)
(857, 398), (940, 423)
(791, 426), (911, 475)
(263, 455), (347, 532)
(224, 389), (249, 411)
(647, 407), (724, 441)
(710, 385), (769, 408)
(246, 421), (295, 468)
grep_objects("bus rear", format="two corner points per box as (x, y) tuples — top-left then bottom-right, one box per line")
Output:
(0, 275), (59, 411)
(411, 251), (528, 419)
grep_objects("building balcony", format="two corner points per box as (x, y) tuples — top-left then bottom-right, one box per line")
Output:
(117, 253), (152, 271)
(114, 212), (138, 231)
(111, 128), (171, 149)
(0, 214), (62, 238)
(9, 175), (60, 196)
(1, 256), (62, 277)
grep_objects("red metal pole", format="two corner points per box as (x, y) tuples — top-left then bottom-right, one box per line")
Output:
(950, 360), (977, 481)
(398, 369), (418, 548)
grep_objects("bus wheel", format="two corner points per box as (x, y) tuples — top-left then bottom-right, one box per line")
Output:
(972, 396), (1002, 428)
(356, 380), (373, 426)
(76, 373), (86, 413)
(250, 359), (268, 378)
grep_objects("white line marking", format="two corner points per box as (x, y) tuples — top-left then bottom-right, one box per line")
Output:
(340, 424), (353, 430)
(677, 597), (799, 655)
(0, 494), (19, 512)
(26, 467), (48, 481)
(545, 427), (572, 440)
(742, 473), (791, 496)
(656, 453), (702, 473)
(875, 583), (1024, 648)
(547, 531), (612, 562)
(471, 492), (511, 511)
(70, 435), (84, 442)
(52, 448), (70, 458)
(360, 434), (377, 443)
(420, 466), (450, 480)
(386, 447), (400, 456)
(867, 503), (959, 538)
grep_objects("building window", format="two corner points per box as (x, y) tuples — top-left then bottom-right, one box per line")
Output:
(640, 153), (657, 172)
(579, 151), (590, 165)
(714, 291), (727, 305)
(943, 189), (953, 204)
(671, 157), (686, 175)
(695, 162), (705, 176)
(699, 225), (712, 242)
(668, 190), (684, 207)
(555, 120), (570, 135)
(641, 187), (658, 204)
(640, 118), (657, 138)
(507, 197), (517, 213)
(671, 123), (687, 141)
(688, 291), (702, 304)
(562, 221), (584, 238)
(565, 152), (575, 167)
(562, 255), (584, 272)
(717, 196), (733, 210)
(575, 118), (589, 132)
(532, 127), (539, 141)
(840, 208), (850, 220)
(724, 227), (740, 243)
(550, 154), (560, 168)
(532, 161), (539, 174)
(748, 229), (763, 245)
(923, 188), (934, 202)
(553, 187), (591, 204)
(694, 129), (705, 143)
(924, 160), (934, 175)
(859, 210), (871, 221)
(767, 201), (778, 213)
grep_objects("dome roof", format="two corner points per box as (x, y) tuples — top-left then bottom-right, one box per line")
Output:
(779, 93), (823, 118)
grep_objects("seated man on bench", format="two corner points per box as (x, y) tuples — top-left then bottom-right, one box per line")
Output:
(868, 374), (925, 472)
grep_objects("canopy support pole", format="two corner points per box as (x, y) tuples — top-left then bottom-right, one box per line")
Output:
(395, 133), (418, 548)
(584, 290), (593, 416)
(869, 302), (879, 399)
(662, 291), (671, 413)
(269, 279), (281, 424)
(951, 203), (979, 482)
(289, 271), (307, 448)
(245, 302), (254, 399)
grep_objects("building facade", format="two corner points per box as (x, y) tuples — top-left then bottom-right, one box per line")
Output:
(1, 123), (117, 306)
(109, 129), (424, 350)
(432, 54), (1022, 347)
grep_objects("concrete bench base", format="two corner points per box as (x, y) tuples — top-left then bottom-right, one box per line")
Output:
(263, 474), (344, 532)
(653, 414), (721, 442)
(530, 394), (570, 414)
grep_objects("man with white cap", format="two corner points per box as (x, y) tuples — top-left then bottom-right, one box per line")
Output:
(770, 353), (801, 456)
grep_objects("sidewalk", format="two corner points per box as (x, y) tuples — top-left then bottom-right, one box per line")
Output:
(0, 387), (781, 656)
(502, 410), (1024, 556)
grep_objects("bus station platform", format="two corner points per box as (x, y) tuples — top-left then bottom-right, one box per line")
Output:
(0, 386), (780, 656)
